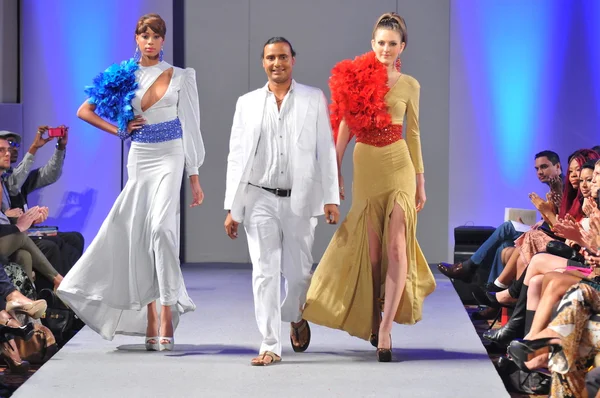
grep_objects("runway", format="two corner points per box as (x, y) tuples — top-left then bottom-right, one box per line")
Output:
(13, 264), (508, 397)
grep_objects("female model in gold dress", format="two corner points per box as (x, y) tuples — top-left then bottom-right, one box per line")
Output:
(302, 12), (436, 362)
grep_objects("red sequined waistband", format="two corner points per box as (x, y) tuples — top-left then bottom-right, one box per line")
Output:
(355, 124), (403, 147)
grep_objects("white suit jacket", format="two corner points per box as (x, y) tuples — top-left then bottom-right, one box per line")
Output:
(224, 81), (340, 222)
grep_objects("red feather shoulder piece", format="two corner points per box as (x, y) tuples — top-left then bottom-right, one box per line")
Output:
(328, 51), (391, 143)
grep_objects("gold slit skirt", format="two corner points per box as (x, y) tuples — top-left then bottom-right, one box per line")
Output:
(303, 139), (436, 340)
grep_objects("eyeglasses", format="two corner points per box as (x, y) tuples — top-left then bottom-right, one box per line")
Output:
(7, 141), (19, 148)
(0, 148), (10, 156)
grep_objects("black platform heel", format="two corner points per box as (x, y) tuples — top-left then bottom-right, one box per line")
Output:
(369, 333), (378, 348)
(507, 338), (562, 372)
(371, 299), (383, 348)
(376, 335), (392, 362)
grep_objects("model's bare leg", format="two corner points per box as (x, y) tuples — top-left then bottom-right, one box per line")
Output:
(378, 203), (408, 352)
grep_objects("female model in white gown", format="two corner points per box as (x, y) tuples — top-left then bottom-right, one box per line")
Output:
(57, 14), (205, 350)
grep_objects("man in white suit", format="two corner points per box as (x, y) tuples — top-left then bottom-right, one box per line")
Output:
(224, 37), (340, 366)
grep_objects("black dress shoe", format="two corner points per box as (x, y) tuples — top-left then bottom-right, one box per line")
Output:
(437, 262), (477, 283)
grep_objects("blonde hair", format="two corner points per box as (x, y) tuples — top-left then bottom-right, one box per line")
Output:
(372, 12), (407, 46)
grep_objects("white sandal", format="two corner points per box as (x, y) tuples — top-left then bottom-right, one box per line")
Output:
(145, 336), (159, 351)
(159, 337), (174, 351)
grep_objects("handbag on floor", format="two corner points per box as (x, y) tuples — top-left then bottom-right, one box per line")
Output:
(14, 323), (58, 364)
(497, 357), (551, 395)
(38, 288), (84, 346)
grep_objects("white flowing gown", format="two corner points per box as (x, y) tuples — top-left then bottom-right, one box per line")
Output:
(57, 61), (205, 340)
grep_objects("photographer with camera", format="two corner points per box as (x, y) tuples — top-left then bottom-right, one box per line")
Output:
(1, 126), (66, 200)
(0, 128), (83, 291)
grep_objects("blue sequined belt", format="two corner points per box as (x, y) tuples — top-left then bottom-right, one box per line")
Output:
(131, 118), (183, 143)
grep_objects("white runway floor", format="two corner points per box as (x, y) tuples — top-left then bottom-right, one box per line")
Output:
(13, 264), (508, 397)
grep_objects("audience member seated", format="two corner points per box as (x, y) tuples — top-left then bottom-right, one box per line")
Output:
(0, 128), (84, 286)
(487, 150), (599, 298)
(438, 150), (563, 287)
(489, 162), (600, 396)
(0, 253), (47, 374)
(0, 137), (64, 289)
(491, 177), (600, 346)
(483, 151), (599, 345)
(0, 259), (46, 319)
(505, 283), (600, 397)
(511, 161), (600, 339)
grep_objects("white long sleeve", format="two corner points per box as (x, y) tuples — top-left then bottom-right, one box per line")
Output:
(225, 97), (244, 211)
(315, 91), (340, 206)
(178, 68), (206, 177)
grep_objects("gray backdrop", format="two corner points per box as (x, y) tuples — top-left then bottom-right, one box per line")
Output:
(0, 0), (18, 103)
(182, 0), (450, 263)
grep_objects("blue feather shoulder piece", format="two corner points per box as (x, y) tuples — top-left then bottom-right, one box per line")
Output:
(84, 58), (139, 131)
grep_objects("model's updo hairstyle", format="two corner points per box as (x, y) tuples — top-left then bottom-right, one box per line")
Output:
(372, 12), (407, 46)
(135, 13), (167, 39)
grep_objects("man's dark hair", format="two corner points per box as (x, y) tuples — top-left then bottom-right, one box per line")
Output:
(592, 146), (600, 154)
(261, 37), (296, 58)
(535, 150), (560, 165)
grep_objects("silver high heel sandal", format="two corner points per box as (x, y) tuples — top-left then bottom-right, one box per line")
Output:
(145, 336), (159, 351)
(159, 337), (174, 351)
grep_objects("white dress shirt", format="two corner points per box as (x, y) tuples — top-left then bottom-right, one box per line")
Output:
(249, 81), (296, 189)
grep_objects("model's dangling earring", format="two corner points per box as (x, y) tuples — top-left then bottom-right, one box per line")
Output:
(159, 47), (164, 62)
(395, 58), (402, 72)
(134, 46), (141, 62)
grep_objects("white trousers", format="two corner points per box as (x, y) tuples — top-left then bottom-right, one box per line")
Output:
(244, 185), (316, 356)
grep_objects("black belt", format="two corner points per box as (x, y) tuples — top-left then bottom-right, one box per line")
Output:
(249, 183), (292, 197)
